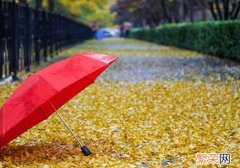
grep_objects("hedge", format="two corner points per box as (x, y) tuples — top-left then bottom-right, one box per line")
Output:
(130, 21), (240, 61)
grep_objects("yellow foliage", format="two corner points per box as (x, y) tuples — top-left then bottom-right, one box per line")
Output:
(1, 80), (239, 167)
(59, 0), (114, 26)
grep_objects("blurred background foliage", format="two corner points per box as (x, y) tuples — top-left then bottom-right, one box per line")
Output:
(111, 0), (240, 27)
(18, 0), (239, 28)
(25, 0), (115, 26)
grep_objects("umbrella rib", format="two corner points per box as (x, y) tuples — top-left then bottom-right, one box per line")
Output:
(48, 101), (84, 147)
(84, 77), (95, 84)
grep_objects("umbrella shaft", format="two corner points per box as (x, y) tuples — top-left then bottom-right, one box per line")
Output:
(55, 111), (84, 147)
(48, 101), (84, 147)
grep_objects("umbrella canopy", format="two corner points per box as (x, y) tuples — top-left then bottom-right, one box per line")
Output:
(0, 52), (118, 148)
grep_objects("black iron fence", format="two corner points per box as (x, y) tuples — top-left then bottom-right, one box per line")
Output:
(0, 0), (93, 80)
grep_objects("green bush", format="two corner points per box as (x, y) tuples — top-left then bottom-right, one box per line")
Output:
(130, 21), (240, 61)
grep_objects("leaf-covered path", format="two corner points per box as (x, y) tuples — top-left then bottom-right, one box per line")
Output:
(61, 38), (240, 82)
(0, 38), (239, 167)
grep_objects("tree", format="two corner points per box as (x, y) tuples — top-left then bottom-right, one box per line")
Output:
(187, 0), (194, 22)
(36, 0), (42, 9)
(208, 0), (240, 20)
(111, 0), (166, 27)
(160, 0), (171, 23)
(48, 0), (54, 12)
(56, 0), (114, 26)
(178, 0), (185, 21)
(18, 0), (27, 4)
(199, 0), (207, 20)
(111, 0), (205, 26)
(26, 0), (114, 26)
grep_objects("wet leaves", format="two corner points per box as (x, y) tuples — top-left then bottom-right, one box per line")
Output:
(0, 38), (239, 167)
(0, 81), (239, 167)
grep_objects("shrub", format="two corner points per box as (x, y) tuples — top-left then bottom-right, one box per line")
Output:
(130, 21), (240, 61)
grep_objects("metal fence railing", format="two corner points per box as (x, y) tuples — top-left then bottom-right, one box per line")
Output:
(0, 1), (93, 80)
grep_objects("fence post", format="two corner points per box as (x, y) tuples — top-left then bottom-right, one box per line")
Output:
(43, 11), (47, 62)
(49, 12), (53, 58)
(9, 0), (19, 81)
(24, 4), (30, 71)
(34, 8), (40, 64)
(29, 8), (34, 65)
(55, 14), (60, 54)
(0, 0), (3, 80)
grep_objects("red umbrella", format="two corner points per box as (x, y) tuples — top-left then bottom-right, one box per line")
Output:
(0, 52), (118, 155)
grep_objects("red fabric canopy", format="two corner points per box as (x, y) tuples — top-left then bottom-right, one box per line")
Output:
(0, 52), (118, 148)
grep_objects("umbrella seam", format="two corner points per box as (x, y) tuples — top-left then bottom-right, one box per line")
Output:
(37, 75), (59, 92)
(30, 75), (60, 120)
(82, 64), (108, 84)
(39, 107), (48, 120)
(84, 77), (95, 84)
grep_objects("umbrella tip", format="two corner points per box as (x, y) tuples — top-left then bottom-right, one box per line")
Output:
(81, 145), (92, 156)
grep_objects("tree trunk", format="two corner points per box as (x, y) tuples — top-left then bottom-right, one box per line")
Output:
(172, 0), (180, 22)
(188, 0), (194, 22)
(160, 0), (171, 23)
(147, 0), (161, 26)
(36, 0), (42, 9)
(48, 0), (54, 12)
(223, 0), (230, 19)
(200, 0), (207, 20)
(232, 1), (240, 19)
(19, 0), (27, 4)
(209, 1), (218, 20)
(178, 0), (185, 21)
(214, 0), (222, 19)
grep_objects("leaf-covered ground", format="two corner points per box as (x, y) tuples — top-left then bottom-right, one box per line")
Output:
(0, 38), (239, 167)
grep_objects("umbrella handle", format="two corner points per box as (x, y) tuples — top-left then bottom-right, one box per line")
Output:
(48, 101), (92, 156)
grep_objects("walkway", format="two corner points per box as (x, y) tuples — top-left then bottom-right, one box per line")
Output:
(64, 38), (240, 82)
